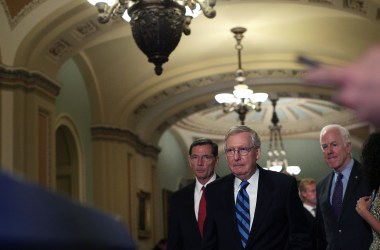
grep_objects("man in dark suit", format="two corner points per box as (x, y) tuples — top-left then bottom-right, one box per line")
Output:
(167, 138), (219, 250)
(201, 125), (311, 250)
(316, 124), (372, 249)
(299, 178), (317, 249)
(299, 178), (317, 228)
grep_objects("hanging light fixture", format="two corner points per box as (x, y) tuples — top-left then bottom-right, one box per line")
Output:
(266, 98), (301, 176)
(215, 27), (268, 125)
(87, 0), (216, 76)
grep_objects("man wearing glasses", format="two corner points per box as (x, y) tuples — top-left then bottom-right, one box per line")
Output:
(201, 125), (312, 250)
(167, 138), (219, 250)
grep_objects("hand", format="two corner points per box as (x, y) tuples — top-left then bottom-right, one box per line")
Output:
(356, 196), (372, 216)
(303, 45), (380, 126)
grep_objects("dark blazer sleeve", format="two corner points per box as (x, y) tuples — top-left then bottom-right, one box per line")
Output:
(201, 175), (236, 250)
(280, 173), (313, 249)
(167, 189), (183, 250)
(167, 182), (202, 250)
(315, 200), (327, 250)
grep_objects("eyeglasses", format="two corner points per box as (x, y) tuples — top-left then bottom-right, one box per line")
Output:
(189, 155), (215, 162)
(225, 146), (254, 157)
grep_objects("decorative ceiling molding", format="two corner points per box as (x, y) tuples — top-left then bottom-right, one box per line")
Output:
(91, 125), (161, 160)
(0, 0), (47, 30)
(132, 68), (308, 120)
(0, 64), (60, 100)
(72, 21), (99, 40)
(46, 39), (73, 63)
(169, 97), (358, 137)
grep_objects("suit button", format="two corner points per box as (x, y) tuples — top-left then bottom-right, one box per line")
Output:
(338, 229), (342, 233)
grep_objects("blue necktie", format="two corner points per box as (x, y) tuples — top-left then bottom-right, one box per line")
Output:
(332, 173), (343, 219)
(236, 181), (250, 248)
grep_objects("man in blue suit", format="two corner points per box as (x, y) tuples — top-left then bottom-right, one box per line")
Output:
(167, 138), (219, 250)
(316, 124), (372, 249)
(0, 171), (135, 249)
(201, 126), (311, 250)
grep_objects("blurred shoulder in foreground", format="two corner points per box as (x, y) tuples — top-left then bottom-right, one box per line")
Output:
(0, 171), (135, 250)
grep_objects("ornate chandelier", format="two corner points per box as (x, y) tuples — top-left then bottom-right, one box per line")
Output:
(87, 0), (216, 75)
(266, 98), (301, 176)
(214, 27), (268, 125)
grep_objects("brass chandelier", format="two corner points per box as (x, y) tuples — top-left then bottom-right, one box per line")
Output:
(214, 27), (268, 125)
(87, 0), (216, 75)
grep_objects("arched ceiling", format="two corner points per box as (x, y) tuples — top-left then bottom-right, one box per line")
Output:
(1, 0), (379, 147)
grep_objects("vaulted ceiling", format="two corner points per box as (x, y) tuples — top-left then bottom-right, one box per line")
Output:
(1, 0), (378, 149)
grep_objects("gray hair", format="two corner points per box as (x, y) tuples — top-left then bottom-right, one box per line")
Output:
(320, 124), (351, 145)
(224, 125), (261, 150)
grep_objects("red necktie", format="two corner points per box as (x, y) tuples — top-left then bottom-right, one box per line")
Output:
(198, 186), (206, 237)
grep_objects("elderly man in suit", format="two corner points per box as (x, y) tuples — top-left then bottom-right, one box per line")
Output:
(167, 138), (219, 250)
(201, 125), (311, 250)
(316, 124), (372, 249)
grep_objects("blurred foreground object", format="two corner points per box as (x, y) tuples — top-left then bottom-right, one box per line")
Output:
(302, 46), (380, 127)
(0, 172), (135, 249)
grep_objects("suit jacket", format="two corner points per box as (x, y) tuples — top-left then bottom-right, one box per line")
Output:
(0, 172), (135, 249)
(167, 181), (203, 250)
(304, 207), (315, 232)
(303, 207), (317, 250)
(316, 159), (372, 250)
(201, 166), (312, 250)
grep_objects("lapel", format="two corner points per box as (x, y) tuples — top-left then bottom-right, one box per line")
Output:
(321, 172), (336, 222)
(321, 160), (362, 223)
(245, 166), (275, 248)
(321, 172), (334, 208)
(223, 174), (245, 249)
(342, 160), (361, 211)
(184, 182), (201, 236)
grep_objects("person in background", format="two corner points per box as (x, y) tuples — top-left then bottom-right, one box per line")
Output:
(299, 178), (317, 226)
(167, 138), (219, 250)
(201, 125), (311, 250)
(302, 45), (380, 127)
(152, 238), (167, 250)
(299, 178), (317, 249)
(316, 124), (372, 250)
(356, 132), (380, 249)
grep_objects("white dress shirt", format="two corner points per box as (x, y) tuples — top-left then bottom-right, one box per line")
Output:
(303, 203), (316, 217)
(194, 173), (217, 220)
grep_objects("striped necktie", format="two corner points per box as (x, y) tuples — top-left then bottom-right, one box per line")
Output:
(236, 181), (250, 248)
(331, 173), (343, 220)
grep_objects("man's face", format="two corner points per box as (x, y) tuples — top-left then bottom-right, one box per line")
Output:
(301, 183), (317, 206)
(188, 144), (219, 185)
(320, 128), (352, 172)
(225, 132), (260, 181)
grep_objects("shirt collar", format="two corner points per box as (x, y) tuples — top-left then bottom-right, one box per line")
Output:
(195, 173), (216, 193)
(334, 158), (354, 180)
(234, 167), (259, 190)
(303, 203), (316, 211)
